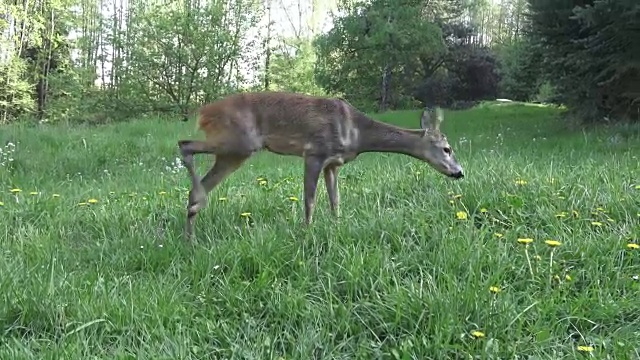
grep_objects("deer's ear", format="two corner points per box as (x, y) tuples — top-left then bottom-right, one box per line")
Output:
(433, 107), (444, 131)
(420, 108), (431, 130)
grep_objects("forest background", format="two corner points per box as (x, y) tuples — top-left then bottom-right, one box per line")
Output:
(1, 0), (638, 125)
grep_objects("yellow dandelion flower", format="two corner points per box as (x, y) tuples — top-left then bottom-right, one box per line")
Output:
(480, 208), (488, 213)
(52, 194), (60, 198)
(288, 196), (299, 202)
(565, 274), (572, 281)
(517, 238), (534, 244)
(240, 212), (251, 217)
(159, 191), (167, 195)
(78, 202), (88, 206)
(596, 207), (605, 212)
(515, 179), (527, 185)
(452, 194), (462, 199)
(455, 211), (468, 220)
(494, 233), (504, 238)
(10, 188), (21, 193)
(489, 286), (501, 294)
(218, 197), (227, 201)
(87, 198), (98, 204)
(259, 180), (267, 186)
(470, 330), (485, 339)
(29, 191), (39, 195)
(449, 200), (454, 204)
(577, 345), (594, 352)
(545, 240), (561, 247)
(627, 243), (639, 250)
(635, 185), (640, 190)
(556, 212), (568, 218)
(591, 221), (603, 227)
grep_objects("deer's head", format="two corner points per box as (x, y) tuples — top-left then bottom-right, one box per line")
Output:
(418, 107), (464, 179)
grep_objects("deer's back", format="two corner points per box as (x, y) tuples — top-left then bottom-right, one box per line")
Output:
(198, 92), (361, 158)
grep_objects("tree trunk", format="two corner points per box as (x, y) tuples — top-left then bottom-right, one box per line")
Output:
(379, 63), (391, 112)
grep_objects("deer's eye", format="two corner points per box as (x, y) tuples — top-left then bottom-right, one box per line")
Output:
(443, 147), (452, 155)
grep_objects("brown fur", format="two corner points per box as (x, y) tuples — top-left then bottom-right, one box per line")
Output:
(178, 91), (464, 240)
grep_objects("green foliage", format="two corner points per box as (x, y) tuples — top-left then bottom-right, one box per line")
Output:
(494, 38), (543, 101)
(267, 38), (326, 96)
(1, 105), (640, 357)
(527, 0), (640, 122)
(4, 0), (638, 127)
(313, 0), (447, 112)
(0, 57), (35, 124)
(113, 1), (261, 120)
(415, 44), (501, 108)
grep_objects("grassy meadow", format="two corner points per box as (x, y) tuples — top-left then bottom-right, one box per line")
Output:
(1, 102), (639, 358)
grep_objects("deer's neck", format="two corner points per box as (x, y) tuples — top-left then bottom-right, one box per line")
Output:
(355, 114), (425, 159)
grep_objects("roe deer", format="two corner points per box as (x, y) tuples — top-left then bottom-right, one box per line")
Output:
(178, 91), (464, 239)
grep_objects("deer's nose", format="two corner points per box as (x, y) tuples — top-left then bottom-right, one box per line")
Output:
(451, 170), (464, 179)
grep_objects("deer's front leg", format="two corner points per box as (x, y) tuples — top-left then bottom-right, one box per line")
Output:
(324, 165), (340, 217)
(303, 156), (324, 225)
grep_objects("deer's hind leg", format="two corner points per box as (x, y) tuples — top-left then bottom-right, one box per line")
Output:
(177, 139), (254, 240)
(184, 154), (249, 239)
(323, 165), (341, 217)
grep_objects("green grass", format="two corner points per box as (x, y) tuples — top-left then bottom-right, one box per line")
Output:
(1, 102), (639, 358)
